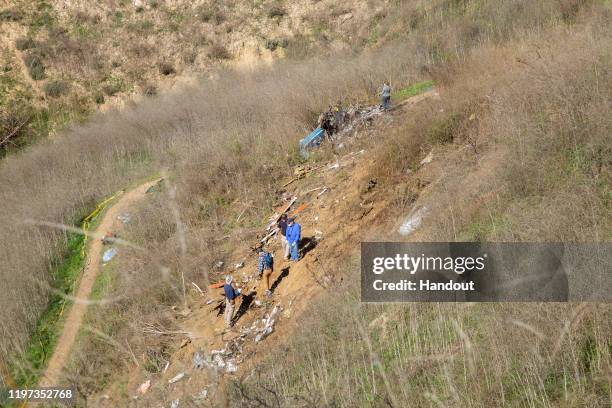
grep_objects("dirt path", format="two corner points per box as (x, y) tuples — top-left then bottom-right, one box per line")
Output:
(39, 180), (160, 387)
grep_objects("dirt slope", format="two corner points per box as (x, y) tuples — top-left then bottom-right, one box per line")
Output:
(91, 92), (441, 406)
(39, 180), (160, 388)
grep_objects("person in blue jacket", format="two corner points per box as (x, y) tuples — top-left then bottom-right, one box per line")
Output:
(285, 217), (301, 261)
(223, 275), (240, 329)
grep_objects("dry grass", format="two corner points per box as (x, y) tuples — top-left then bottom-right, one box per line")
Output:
(1, 0), (609, 405)
(232, 269), (611, 406)
(0, 39), (425, 387)
(229, 7), (612, 407)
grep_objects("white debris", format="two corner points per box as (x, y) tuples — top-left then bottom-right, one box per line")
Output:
(235, 261), (245, 269)
(137, 380), (151, 395)
(205, 299), (214, 305)
(117, 213), (131, 224)
(193, 351), (204, 369)
(215, 261), (224, 269)
(170, 399), (179, 408)
(213, 354), (226, 368)
(102, 247), (118, 263)
(255, 305), (282, 343)
(226, 360), (238, 373)
(399, 206), (428, 236)
(420, 151), (434, 165)
(193, 389), (208, 401)
(168, 372), (185, 384)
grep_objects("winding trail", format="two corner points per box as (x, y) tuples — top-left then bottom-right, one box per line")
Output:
(39, 180), (159, 387)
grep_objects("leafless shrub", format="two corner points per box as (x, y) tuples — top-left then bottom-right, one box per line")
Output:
(158, 62), (175, 76)
(208, 44), (231, 59)
(1, 2), (609, 404)
(43, 80), (70, 98)
(267, 1), (287, 18)
(237, 268), (612, 406)
(15, 37), (36, 51)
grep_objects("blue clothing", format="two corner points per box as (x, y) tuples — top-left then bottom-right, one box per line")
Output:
(382, 84), (391, 97)
(258, 251), (273, 272)
(290, 241), (299, 261)
(224, 283), (238, 301)
(286, 223), (301, 244)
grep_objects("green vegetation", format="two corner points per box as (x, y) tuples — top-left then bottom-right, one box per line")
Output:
(1, 1), (610, 406)
(43, 80), (70, 98)
(15, 37), (36, 51)
(22, 53), (45, 80)
(392, 80), (435, 99)
(10, 232), (85, 387)
(102, 75), (126, 96)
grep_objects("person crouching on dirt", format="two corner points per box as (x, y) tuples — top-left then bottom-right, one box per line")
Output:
(286, 217), (301, 261)
(223, 275), (240, 329)
(257, 247), (274, 298)
(277, 214), (290, 260)
(381, 81), (391, 110)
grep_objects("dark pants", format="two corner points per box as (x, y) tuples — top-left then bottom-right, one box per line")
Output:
(382, 95), (391, 109)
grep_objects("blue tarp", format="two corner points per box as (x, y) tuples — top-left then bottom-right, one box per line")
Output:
(299, 127), (325, 158)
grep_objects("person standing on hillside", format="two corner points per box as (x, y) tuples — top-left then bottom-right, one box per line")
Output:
(257, 247), (274, 298)
(223, 275), (240, 329)
(277, 214), (290, 260)
(381, 81), (392, 110)
(286, 217), (301, 261)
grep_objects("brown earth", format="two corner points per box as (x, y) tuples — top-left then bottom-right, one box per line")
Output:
(38, 179), (160, 388)
(90, 91), (443, 406)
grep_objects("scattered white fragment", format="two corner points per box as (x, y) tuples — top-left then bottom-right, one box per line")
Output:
(193, 389), (208, 401)
(168, 372), (185, 384)
(191, 282), (204, 296)
(102, 247), (117, 263)
(226, 360), (238, 373)
(255, 305), (282, 343)
(215, 261), (224, 269)
(205, 299), (214, 305)
(399, 206), (428, 236)
(235, 261), (245, 269)
(170, 399), (179, 408)
(213, 354), (226, 368)
(117, 213), (131, 224)
(137, 380), (151, 395)
(420, 151), (433, 165)
(193, 351), (204, 369)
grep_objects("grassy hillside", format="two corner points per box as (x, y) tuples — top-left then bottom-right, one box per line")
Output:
(0, 0), (610, 405)
(0, 0), (409, 155)
(1, 0), (599, 154)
